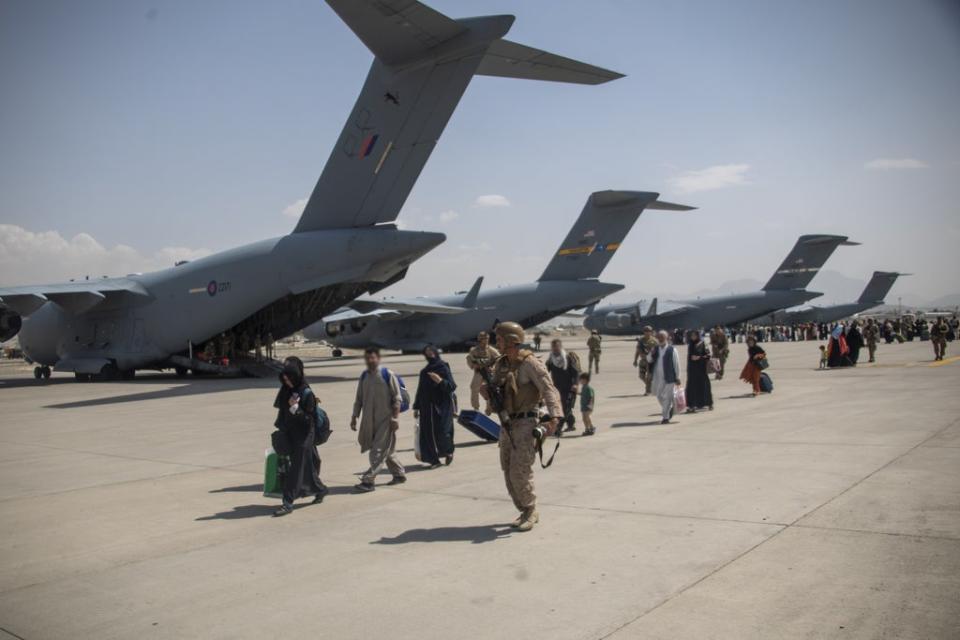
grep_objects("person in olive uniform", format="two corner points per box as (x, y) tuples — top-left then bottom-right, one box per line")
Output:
(586, 330), (602, 374)
(465, 331), (500, 413)
(931, 317), (949, 361)
(710, 325), (730, 380)
(633, 326), (657, 395)
(863, 319), (880, 363)
(483, 322), (561, 532)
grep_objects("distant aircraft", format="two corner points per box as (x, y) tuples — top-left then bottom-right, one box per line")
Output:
(0, 0), (622, 380)
(304, 191), (693, 352)
(764, 271), (907, 325)
(584, 234), (859, 334)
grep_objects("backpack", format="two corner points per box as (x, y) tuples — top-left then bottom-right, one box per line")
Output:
(300, 388), (332, 445)
(361, 368), (411, 413)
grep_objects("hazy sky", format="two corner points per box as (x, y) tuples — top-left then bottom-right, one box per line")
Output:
(1, 0), (958, 302)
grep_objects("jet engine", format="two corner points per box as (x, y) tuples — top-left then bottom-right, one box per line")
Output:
(603, 312), (634, 330)
(0, 305), (22, 342)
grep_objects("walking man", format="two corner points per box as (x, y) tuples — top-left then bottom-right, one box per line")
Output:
(931, 317), (949, 361)
(586, 330), (602, 374)
(485, 322), (561, 531)
(863, 319), (880, 363)
(710, 325), (730, 380)
(648, 330), (682, 424)
(465, 331), (500, 413)
(351, 347), (406, 492)
(546, 338), (581, 434)
(633, 325), (657, 395)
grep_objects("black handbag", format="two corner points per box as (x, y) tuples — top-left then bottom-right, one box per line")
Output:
(756, 357), (769, 370)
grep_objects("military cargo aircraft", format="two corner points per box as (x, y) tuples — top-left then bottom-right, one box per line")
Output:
(764, 271), (906, 325)
(0, 0), (622, 380)
(584, 234), (859, 334)
(304, 190), (693, 352)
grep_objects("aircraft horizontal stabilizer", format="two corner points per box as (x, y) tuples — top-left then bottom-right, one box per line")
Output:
(646, 200), (697, 211)
(477, 39), (624, 85)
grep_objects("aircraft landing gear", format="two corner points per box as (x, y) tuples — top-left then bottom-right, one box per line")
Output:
(34, 366), (51, 380)
(174, 366), (188, 378)
(332, 349), (343, 358)
(74, 372), (93, 382)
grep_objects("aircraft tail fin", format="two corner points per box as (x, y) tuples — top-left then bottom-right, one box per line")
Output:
(646, 297), (658, 317)
(762, 234), (859, 291)
(538, 191), (694, 282)
(462, 276), (483, 308)
(857, 271), (905, 304)
(293, 1), (622, 233)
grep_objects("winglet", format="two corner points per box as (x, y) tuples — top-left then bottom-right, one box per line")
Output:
(462, 276), (483, 309)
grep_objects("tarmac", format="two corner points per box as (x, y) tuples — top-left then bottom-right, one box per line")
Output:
(0, 337), (957, 639)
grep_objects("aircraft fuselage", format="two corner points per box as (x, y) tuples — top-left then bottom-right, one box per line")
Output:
(19, 228), (443, 372)
(319, 279), (624, 351)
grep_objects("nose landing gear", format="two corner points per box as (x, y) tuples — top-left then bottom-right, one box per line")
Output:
(33, 366), (51, 380)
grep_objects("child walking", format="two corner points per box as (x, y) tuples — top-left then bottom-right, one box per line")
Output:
(579, 372), (596, 436)
(819, 345), (828, 369)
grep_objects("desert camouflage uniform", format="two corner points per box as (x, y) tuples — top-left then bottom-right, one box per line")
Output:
(466, 343), (500, 411)
(634, 334), (658, 394)
(491, 351), (561, 513)
(710, 329), (730, 379)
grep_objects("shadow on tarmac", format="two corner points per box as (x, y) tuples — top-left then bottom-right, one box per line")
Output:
(41, 374), (356, 409)
(371, 524), (512, 545)
(611, 420), (663, 428)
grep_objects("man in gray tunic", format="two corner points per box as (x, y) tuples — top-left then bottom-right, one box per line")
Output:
(351, 347), (406, 492)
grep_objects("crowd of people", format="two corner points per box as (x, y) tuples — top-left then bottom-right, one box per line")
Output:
(267, 313), (955, 526)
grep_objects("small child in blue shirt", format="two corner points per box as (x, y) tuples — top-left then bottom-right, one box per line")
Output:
(579, 372), (596, 436)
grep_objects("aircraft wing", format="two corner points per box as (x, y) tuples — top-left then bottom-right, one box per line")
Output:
(0, 279), (150, 316)
(348, 297), (466, 315)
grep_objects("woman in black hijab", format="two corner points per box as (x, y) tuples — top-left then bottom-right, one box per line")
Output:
(272, 358), (327, 516)
(684, 330), (714, 412)
(412, 345), (457, 469)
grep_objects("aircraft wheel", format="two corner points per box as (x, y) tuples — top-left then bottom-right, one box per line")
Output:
(332, 349), (343, 358)
(120, 369), (135, 380)
(99, 363), (120, 381)
(174, 366), (188, 378)
(74, 372), (91, 382)
(33, 366), (43, 380)
(42, 366), (52, 379)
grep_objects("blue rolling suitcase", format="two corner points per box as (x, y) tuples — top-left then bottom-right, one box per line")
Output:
(456, 410), (501, 442)
(759, 372), (774, 393)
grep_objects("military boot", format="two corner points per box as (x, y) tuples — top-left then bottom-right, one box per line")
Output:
(515, 509), (539, 532)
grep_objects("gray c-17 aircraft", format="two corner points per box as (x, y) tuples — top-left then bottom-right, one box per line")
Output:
(763, 271), (907, 325)
(0, 0), (623, 380)
(303, 191), (694, 352)
(583, 234), (859, 334)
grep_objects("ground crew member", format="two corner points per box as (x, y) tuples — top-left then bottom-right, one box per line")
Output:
(710, 325), (730, 379)
(465, 331), (500, 413)
(265, 332), (275, 360)
(863, 319), (880, 363)
(633, 325), (657, 395)
(931, 317), (948, 361)
(254, 334), (263, 362)
(586, 330), (602, 374)
(485, 322), (561, 532)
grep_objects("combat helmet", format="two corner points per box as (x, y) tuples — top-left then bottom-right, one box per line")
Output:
(495, 321), (525, 346)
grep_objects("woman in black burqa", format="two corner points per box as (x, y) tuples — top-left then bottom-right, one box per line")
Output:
(272, 357), (327, 516)
(684, 330), (714, 412)
(412, 345), (457, 469)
